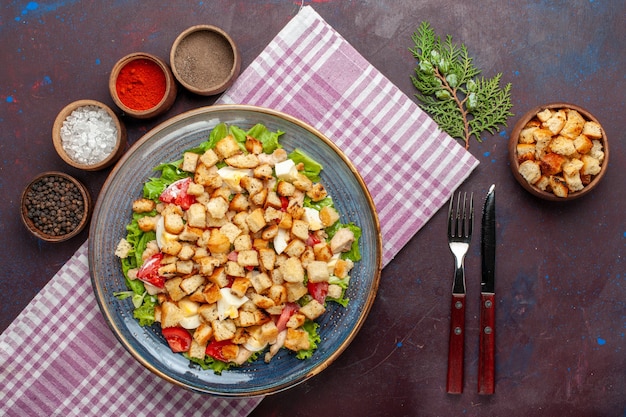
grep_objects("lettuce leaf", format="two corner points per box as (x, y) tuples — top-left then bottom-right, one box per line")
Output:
(289, 149), (322, 182)
(247, 123), (283, 153)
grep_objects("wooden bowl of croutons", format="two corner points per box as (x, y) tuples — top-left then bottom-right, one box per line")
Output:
(509, 103), (609, 201)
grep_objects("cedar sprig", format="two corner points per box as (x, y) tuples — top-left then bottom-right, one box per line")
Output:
(410, 21), (513, 149)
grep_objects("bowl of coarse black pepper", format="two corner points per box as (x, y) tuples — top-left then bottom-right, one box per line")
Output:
(21, 171), (92, 242)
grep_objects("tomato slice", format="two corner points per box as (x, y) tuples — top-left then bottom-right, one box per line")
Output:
(307, 281), (329, 304)
(162, 327), (192, 353)
(136, 253), (165, 288)
(206, 339), (235, 362)
(159, 177), (196, 210)
(306, 232), (322, 247)
(280, 196), (289, 212)
(275, 302), (299, 332)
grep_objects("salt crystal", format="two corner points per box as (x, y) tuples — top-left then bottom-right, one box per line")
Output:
(60, 105), (118, 165)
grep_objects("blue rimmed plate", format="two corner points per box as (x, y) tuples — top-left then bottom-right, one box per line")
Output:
(89, 104), (382, 396)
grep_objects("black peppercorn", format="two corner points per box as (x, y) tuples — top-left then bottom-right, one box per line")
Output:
(24, 175), (85, 237)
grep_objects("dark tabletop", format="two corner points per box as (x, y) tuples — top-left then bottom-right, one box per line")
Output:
(1, 1), (624, 416)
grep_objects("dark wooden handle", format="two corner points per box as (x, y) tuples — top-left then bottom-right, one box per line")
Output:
(478, 293), (496, 395)
(446, 293), (465, 394)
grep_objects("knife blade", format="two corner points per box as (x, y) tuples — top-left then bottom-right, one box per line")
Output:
(478, 184), (496, 395)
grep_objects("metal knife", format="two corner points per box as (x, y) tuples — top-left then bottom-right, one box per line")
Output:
(478, 184), (496, 395)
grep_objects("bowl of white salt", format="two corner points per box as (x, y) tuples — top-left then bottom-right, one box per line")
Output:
(52, 99), (127, 171)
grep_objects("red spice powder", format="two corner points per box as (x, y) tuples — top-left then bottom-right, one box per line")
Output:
(115, 59), (166, 111)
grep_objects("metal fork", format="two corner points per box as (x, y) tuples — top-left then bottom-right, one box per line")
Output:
(446, 191), (473, 394)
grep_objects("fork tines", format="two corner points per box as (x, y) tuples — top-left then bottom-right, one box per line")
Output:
(448, 192), (474, 239)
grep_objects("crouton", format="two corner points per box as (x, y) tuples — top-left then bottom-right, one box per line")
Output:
(299, 299), (326, 320)
(161, 301), (184, 328)
(197, 149), (218, 167)
(181, 152), (200, 172)
(241, 176), (264, 196)
(202, 282), (222, 304)
(225, 261), (245, 278)
(238, 250), (259, 268)
(549, 136), (576, 156)
(186, 203), (207, 228)
(562, 158), (584, 177)
(207, 197), (229, 219)
(212, 319), (237, 341)
(245, 136), (264, 154)
(253, 164), (274, 180)
(573, 134), (593, 155)
(284, 239), (306, 258)
(198, 303), (219, 323)
(333, 259), (354, 279)
(284, 328), (311, 352)
(249, 271), (273, 294)
(207, 229), (231, 254)
(176, 260), (194, 275)
(280, 257), (304, 283)
(161, 240), (182, 257)
(560, 109), (586, 139)
(246, 208), (267, 233)
(215, 135), (241, 159)
(231, 277), (252, 298)
(250, 188), (268, 207)
(533, 128), (553, 159)
(276, 180), (296, 197)
(519, 126), (538, 144)
(178, 225), (204, 242)
(233, 235), (252, 252)
(258, 248), (277, 271)
(286, 312), (307, 329)
(327, 284), (344, 300)
(582, 121), (603, 139)
(589, 140), (605, 163)
(306, 260), (330, 283)
(517, 143), (536, 163)
(549, 176), (569, 198)
(285, 282), (308, 302)
(536, 108), (553, 122)
(535, 175), (550, 191)
(194, 163), (223, 188)
(225, 153), (259, 169)
(581, 155), (602, 176)
(564, 170), (584, 192)
(539, 153), (565, 176)
(193, 323), (214, 345)
(220, 222), (242, 243)
(313, 242), (333, 262)
(265, 191), (283, 209)
(267, 284), (287, 305)
(518, 160), (541, 185)
(164, 212), (184, 234)
(319, 206), (340, 228)
(186, 181), (205, 197)
(229, 193), (250, 212)
(207, 266), (230, 287)
(542, 109), (566, 134)
(306, 183), (327, 202)
(132, 198), (156, 213)
(291, 219), (310, 241)
(180, 275), (205, 295)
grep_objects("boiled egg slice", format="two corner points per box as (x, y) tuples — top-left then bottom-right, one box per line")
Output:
(217, 166), (253, 193)
(217, 288), (248, 320)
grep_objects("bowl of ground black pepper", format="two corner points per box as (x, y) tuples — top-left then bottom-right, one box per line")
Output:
(53, 99), (127, 171)
(109, 52), (177, 119)
(170, 25), (241, 96)
(21, 171), (92, 242)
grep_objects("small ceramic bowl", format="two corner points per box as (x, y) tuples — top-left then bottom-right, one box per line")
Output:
(170, 25), (241, 96)
(509, 102), (609, 201)
(21, 171), (92, 242)
(53, 99), (127, 171)
(109, 52), (177, 119)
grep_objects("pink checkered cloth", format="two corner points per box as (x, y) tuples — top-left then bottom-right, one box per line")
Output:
(0, 6), (477, 417)
(218, 6), (478, 266)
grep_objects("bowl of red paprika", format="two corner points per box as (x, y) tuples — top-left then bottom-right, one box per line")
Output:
(109, 52), (177, 119)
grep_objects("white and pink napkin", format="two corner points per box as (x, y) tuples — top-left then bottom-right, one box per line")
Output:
(0, 6), (477, 416)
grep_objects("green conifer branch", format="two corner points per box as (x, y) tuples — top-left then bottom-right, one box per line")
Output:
(410, 21), (514, 149)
